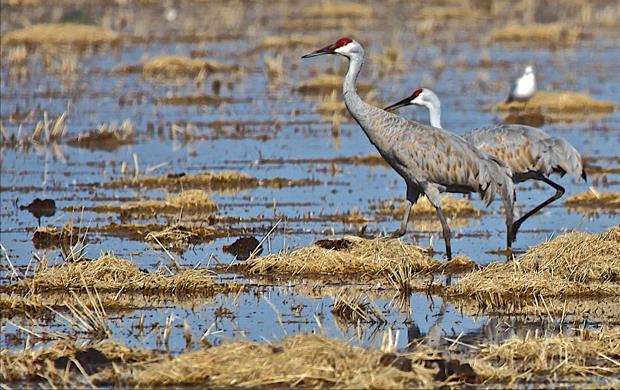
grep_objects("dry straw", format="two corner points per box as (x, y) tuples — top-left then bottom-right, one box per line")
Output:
(258, 35), (321, 49)
(563, 190), (620, 214)
(496, 91), (615, 114)
(142, 56), (235, 78)
(245, 236), (474, 277)
(9, 254), (220, 295)
(3, 23), (118, 46)
(66, 121), (135, 151)
(0, 338), (162, 385)
(472, 327), (620, 384)
(378, 196), (482, 218)
(302, 2), (373, 18)
(145, 223), (218, 250)
(134, 334), (436, 388)
(449, 226), (620, 306)
(103, 171), (319, 192)
(490, 23), (584, 45)
(91, 189), (218, 216)
(295, 74), (373, 95)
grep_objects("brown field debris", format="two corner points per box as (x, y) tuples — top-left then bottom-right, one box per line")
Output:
(6, 254), (225, 295)
(66, 121), (135, 151)
(377, 196), (482, 219)
(143, 55), (235, 77)
(91, 189), (218, 217)
(490, 23), (585, 45)
(244, 236), (473, 277)
(114, 55), (237, 80)
(472, 327), (620, 384)
(418, 6), (487, 20)
(133, 334), (438, 388)
(32, 221), (85, 250)
(449, 226), (620, 306)
(3, 23), (118, 46)
(496, 91), (615, 115)
(302, 2), (373, 18)
(1, 335), (452, 388)
(103, 171), (321, 192)
(155, 94), (233, 106)
(295, 74), (373, 95)
(563, 190), (620, 214)
(0, 339), (162, 385)
(258, 35), (322, 49)
(39, 221), (229, 245)
(144, 223), (218, 251)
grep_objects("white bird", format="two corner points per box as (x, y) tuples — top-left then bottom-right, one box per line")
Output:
(506, 65), (536, 103)
(302, 38), (516, 261)
(384, 87), (586, 243)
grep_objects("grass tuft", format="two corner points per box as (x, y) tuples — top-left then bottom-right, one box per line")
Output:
(245, 236), (459, 277)
(3, 23), (118, 46)
(449, 226), (620, 305)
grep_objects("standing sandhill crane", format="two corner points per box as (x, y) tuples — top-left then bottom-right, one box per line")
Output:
(506, 65), (536, 103)
(302, 38), (516, 261)
(384, 87), (586, 243)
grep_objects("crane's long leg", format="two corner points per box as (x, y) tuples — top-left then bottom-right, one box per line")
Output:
(390, 185), (420, 238)
(391, 202), (412, 238)
(511, 177), (565, 244)
(435, 207), (452, 261)
(435, 206), (453, 285)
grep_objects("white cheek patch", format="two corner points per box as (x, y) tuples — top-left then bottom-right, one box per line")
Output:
(335, 42), (355, 54)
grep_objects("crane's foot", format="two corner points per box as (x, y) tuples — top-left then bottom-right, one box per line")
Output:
(505, 247), (515, 262)
(389, 228), (406, 239)
(510, 221), (523, 244)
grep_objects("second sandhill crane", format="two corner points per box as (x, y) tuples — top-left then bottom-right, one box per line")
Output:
(384, 87), (586, 243)
(302, 38), (516, 261)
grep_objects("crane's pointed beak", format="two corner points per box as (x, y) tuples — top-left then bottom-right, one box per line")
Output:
(302, 43), (337, 59)
(384, 96), (412, 112)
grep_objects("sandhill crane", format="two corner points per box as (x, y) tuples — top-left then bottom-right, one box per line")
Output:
(384, 87), (586, 243)
(506, 65), (536, 103)
(302, 38), (516, 262)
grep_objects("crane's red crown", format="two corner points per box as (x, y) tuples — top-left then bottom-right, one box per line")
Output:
(335, 37), (353, 47)
(412, 88), (423, 99)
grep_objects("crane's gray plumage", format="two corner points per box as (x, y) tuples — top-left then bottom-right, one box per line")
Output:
(385, 87), (586, 243)
(303, 38), (516, 261)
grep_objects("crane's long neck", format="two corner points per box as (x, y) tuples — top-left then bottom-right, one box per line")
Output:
(342, 52), (392, 150)
(342, 53), (365, 116)
(426, 100), (442, 129)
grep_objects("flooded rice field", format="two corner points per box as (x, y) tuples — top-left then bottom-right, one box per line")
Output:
(1, 0), (619, 387)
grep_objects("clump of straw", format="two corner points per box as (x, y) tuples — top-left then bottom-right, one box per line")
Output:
(11, 254), (220, 295)
(245, 236), (448, 276)
(134, 334), (437, 388)
(450, 226), (620, 305)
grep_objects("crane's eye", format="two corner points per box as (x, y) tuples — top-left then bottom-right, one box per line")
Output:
(412, 88), (423, 100)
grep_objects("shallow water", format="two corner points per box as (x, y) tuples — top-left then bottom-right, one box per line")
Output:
(1, 0), (619, 356)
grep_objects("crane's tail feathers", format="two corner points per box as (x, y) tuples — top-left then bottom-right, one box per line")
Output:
(478, 155), (516, 234)
(540, 137), (585, 182)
